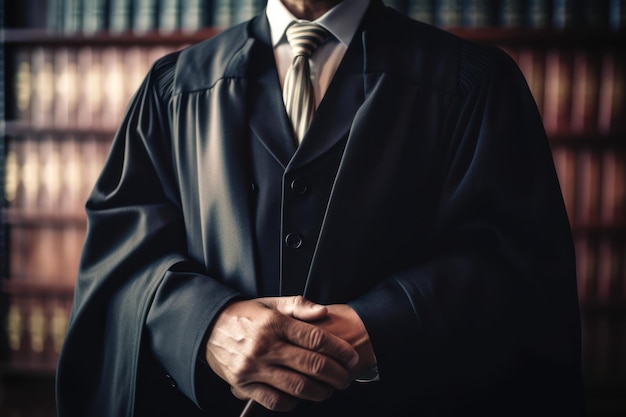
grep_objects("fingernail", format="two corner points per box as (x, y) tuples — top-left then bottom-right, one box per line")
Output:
(311, 304), (325, 310)
(348, 354), (359, 368)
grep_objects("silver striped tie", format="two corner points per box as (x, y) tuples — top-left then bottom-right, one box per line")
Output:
(283, 22), (329, 144)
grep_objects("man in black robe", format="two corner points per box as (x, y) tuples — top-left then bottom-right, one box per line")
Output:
(56, 1), (585, 416)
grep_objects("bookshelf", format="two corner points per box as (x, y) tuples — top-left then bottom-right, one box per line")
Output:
(1, 0), (625, 416)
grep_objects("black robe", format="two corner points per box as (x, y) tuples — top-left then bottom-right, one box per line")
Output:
(56, 2), (584, 416)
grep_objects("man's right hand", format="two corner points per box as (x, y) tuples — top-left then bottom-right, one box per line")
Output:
(204, 296), (359, 412)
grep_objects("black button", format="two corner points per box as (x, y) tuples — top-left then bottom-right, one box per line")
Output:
(290, 178), (308, 194)
(285, 233), (303, 249)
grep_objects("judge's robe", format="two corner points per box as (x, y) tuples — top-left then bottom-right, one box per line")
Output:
(56, 3), (584, 416)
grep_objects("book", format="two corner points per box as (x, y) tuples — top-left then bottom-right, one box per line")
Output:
(12, 48), (32, 123)
(552, 0), (578, 29)
(46, 0), (64, 30)
(158, 0), (180, 33)
(434, 0), (462, 27)
(569, 51), (601, 134)
(609, 0), (626, 30)
(181, 0), (211, 32)
(407, 0), (435, 24)
(37, 135), (62, 215)
(100, 47), (126, 129)
(232, 0), (264, 25)
(76, 47), (104, 129)
(133, 0), (159, 33)
(498, 0), (524, 27)
(462, 0), (494, 27)
(527, 0), (550, 28)
(575, 149), (602, 227)
(109, 0), (133, 33)
(212, 0), (233, 28)
(82, 0), (108, 34)
(53, 48), (80, 128)
(30, 47), (55, 128)
(597, 52), (626, 134)
(542, 49), (573, 134)
(600, 151), (626, 226)
(62, 0), (82, 33)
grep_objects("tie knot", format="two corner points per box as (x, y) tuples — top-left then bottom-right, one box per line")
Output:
(285, 22), (329, 58)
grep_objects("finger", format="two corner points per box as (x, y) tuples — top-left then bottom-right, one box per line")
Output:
(260, 296), (328, 322)
(280, 319), (359, 369)
(232, 382), (299, 412)
(265, 342), (352, 390)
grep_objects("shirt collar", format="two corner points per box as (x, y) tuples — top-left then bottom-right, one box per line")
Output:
(266, 0), (370, 48)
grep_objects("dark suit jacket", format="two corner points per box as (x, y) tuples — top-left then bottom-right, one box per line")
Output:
(56, 2), (584, 416)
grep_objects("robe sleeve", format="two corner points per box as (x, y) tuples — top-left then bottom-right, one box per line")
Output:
(56, 53), (241, 417)
(349, 46), (582, 406)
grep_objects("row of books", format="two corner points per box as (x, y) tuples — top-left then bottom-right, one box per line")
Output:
(507, 48), (626, 136)
(11, 45), (181, 130)
(26, 0), (266, 33)
(4, 287), (73, 370)
(5, 135), (110, 218)
(11, 0), (626, 33)
(390, 0), (626, 29)
(553, 148), (626, 229)
(576, 234), (626, 304)
(8, 224), (85, 288)
(9, 44), (626, 136)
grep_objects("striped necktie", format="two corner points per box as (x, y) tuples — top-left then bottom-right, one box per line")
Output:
(283, 22), (330, 144)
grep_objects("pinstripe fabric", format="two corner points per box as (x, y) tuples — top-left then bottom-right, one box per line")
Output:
(283, 22), (330, 144)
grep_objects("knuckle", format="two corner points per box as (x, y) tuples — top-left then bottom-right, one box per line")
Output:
(286, 374), (307, 397)
(306, 327), (325, 349)
(304, 352), (325, 375)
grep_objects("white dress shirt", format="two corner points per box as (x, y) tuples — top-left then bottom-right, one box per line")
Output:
(266, 0), (370, 108)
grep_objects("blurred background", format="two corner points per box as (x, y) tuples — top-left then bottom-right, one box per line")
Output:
(0, 0), (625, 416)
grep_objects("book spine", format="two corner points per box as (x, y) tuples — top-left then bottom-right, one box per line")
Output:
(62, 0), (82, 33)
(575, 150), (602, 227)
(212, 0), (233, 28)
(232, 0), (263, 25)
(527, 0), (550, 28)
(609, 0), (626, 30)
(498, 0), (524, 28)
(434, 0), (462, 27)
(462, 0), (494, 27)
(109, 0), (133, 32)
(82, 0), (108, 34)
(407, 0), (435, 24)
(158, 0), (180, 33)
(76, 47), (104, 129)
(569, 51), (601, 134)
(552, 0), (578, 30)
(181, 0), (210, 32)
(46, 0), (63, 31)
(133, 0), (159, 33)
(53, 48), (80, 129)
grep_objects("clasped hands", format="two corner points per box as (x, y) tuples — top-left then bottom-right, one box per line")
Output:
(204, 295), (376, 412)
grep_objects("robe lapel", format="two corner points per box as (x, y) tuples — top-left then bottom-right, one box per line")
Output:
(248, 16), (297, 169)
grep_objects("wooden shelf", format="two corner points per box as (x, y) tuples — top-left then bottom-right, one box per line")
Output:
(2, 28), (221, 46)
(2, 27), (626, 47)
(3, 209), (86, 228)
(3, 121), (116, 138)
